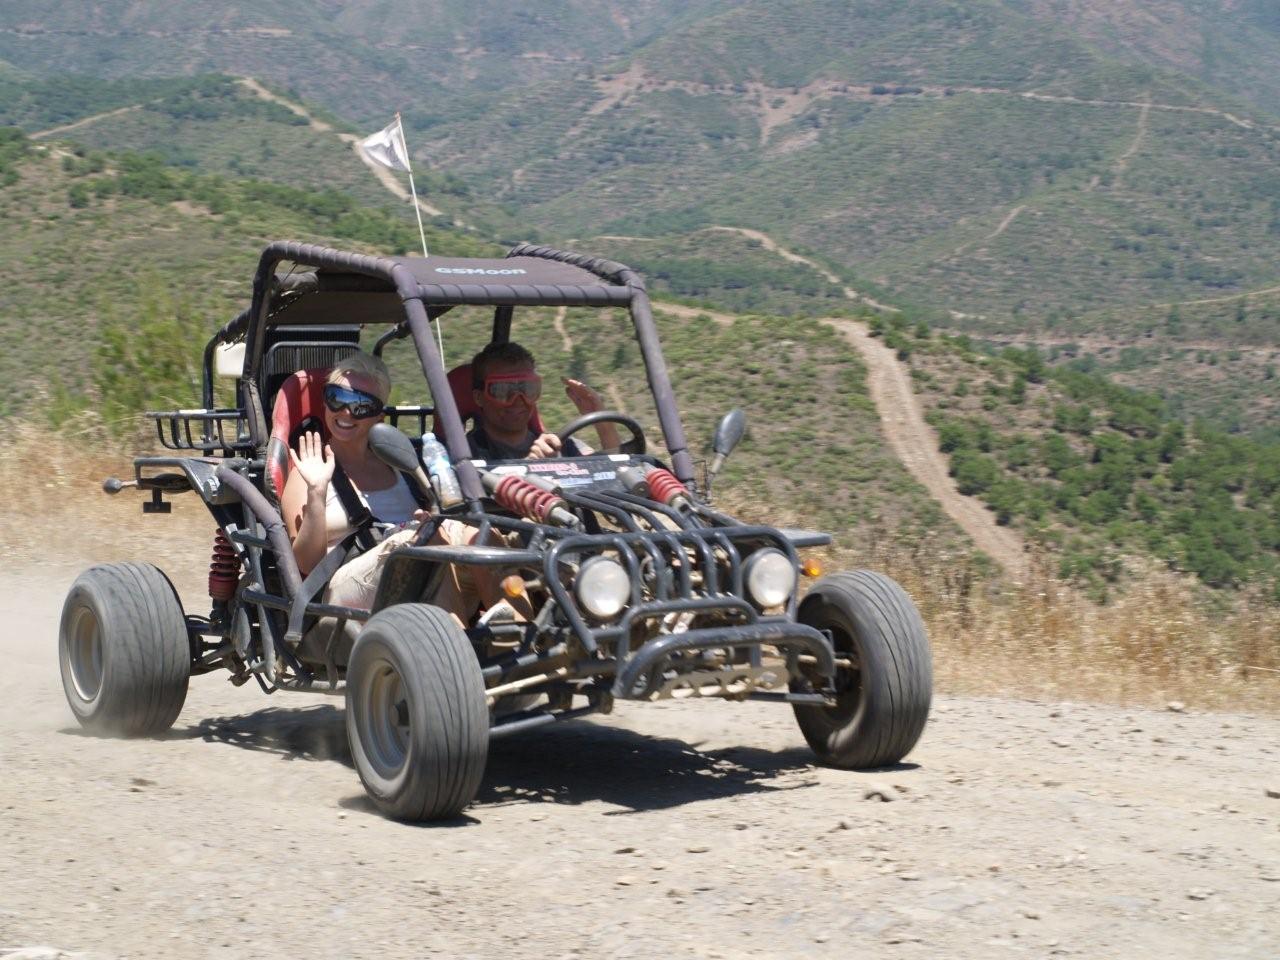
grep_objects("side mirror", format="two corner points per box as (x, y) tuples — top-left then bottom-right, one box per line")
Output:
(706, 409), (746, 497)
(711, 409), (746, 467)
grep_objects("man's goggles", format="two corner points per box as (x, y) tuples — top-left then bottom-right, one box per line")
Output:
(483, 371), (542, 404)
(322, 384), (384, 420)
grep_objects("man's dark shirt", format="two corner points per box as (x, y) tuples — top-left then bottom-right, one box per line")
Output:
(466, 424), (583, 461)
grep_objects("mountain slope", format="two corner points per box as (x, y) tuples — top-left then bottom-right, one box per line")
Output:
(6, 1), (1280, 332)
(404, 0), (1280, 325)
(1005, 0), (1280, 114)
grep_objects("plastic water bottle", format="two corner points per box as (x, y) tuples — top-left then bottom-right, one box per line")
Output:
(420, 434), (463, 508)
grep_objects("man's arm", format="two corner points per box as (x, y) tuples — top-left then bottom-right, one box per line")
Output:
(563, 378), (621, 452)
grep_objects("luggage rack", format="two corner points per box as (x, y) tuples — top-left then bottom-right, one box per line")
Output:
(147, 408), (254, 454)
(147, 404), (435, 456)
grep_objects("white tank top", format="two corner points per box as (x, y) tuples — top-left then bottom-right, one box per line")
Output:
(323, 474), (418, 548)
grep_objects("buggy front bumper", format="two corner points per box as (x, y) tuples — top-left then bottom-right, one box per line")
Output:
(611, 620), (834, 700)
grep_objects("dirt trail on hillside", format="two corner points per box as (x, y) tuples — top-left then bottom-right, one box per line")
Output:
(703, 226), (899, 312)
(653, 300), (1027, 575)
(650, 271), (1027, 575)
(1117, 101), (1151, 172)
(943, 328), (1279, 359)
(552, 305), (574, 352)
(825, 320), (1027, 577)
(951, 204), (1028, 257)
(1, 560), (1277, 959)
(586, 69), (1267, 135)
(31, 105), (144, 139)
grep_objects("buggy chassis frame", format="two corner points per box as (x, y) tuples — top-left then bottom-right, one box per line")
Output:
(139, 241), (840, 725)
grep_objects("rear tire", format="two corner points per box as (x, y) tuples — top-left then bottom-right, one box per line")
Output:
(792, 571), (931, 768)
(59, 563), (191, 736)
(346, 604), (489, 821)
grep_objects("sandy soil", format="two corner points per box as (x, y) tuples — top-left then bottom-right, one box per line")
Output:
(1, 551), (1277, 960)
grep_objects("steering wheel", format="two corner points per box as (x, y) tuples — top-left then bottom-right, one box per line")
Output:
(557, 410), (646, 456)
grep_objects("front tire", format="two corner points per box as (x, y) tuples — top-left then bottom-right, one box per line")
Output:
(792, 571), (932, 768)
(59, 563), (191, 736)
(346, 604), (489, 821)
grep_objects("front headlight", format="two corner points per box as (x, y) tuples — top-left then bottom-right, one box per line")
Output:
(576, 556), (631, 619)
(744, 548), (797, 608)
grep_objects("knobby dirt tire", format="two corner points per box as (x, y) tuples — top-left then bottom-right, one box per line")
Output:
(792, 571), (932, 768)
(346, 603), (489, 821)
(58, 562), (191, 737)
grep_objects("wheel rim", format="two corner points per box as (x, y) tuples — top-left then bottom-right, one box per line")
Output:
(825, 622), (864, 709)
(67, 606), (104, 702)
(794, 615), (865, 724)
(359, 657), (412, 780)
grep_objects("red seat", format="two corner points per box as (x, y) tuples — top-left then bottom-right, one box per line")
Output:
(265, 367), (331, 503)
(433, 362), (543, 440)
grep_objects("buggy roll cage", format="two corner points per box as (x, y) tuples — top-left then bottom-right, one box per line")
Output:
(198, 241), (696, 507)
(142, 239), (838, 699)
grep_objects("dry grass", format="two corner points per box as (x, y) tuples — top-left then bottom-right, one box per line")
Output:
(0, 418), (213, 591)
(5, 427), (1275, 713)
(721, 494), (1280, 715)
(868, 540), (1280, 714)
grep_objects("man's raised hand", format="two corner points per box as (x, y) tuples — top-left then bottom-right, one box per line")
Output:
(563, 377), (604, 415)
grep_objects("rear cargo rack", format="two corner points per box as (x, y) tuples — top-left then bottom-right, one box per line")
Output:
(147, 408), (255, 454)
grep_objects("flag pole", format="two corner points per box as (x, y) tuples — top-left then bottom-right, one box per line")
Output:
(395, 113), (443, 361)
(397, 112), (430, 259)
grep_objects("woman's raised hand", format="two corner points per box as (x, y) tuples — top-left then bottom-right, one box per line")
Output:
(289, 431), (335, 491)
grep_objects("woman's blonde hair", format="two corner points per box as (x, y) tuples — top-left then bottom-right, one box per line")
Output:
(327, 350), (391, 402)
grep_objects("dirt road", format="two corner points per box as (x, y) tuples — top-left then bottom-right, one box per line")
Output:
(825, 320), (1028, 578)
(648, 301), (1026, 576)
(2, 559), (1277, 960)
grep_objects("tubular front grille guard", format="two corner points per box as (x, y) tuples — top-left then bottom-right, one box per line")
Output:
(611, 621), (835, 700)
(542, 522), (802, 655)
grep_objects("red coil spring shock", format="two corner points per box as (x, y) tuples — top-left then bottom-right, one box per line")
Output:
(208, 529), (239, 601)
(645, 468), (690, 508)
(494, 474), (561, 523)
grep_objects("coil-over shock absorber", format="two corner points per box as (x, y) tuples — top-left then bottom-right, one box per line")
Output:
(208, 529), (239, 601)
(644, 467), (693, 511)
(482, 473), (580, 528)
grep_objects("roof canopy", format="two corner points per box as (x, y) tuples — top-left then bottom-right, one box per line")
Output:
(259, 243), (638, 327)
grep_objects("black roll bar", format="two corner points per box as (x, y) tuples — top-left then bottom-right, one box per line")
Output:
(240, 240), (697, 487)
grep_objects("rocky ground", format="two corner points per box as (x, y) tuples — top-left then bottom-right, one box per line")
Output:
(1, 561), (1277, 960)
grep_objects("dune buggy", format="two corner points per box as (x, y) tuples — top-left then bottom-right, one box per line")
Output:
(59, 240), (932, 820)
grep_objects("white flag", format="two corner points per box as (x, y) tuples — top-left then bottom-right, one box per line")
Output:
(359, 117), (411, 172)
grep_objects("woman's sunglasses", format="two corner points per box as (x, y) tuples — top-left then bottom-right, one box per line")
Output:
(322, 384), (384, 420)
(483, 371), (542, 404)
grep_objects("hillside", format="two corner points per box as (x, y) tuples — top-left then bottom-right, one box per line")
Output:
(0, 1), (714, 121)
(4, 2), (1280, 335)
(877, 312), (1280, 598)
(10, 118), (1278, 602)
(0, 130), (495, 420)
(3, 2), (1280, 599)
(422, 4), (1280, 328)
(1005, 0), (1280, 114)
(0, 129), (967, 568)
